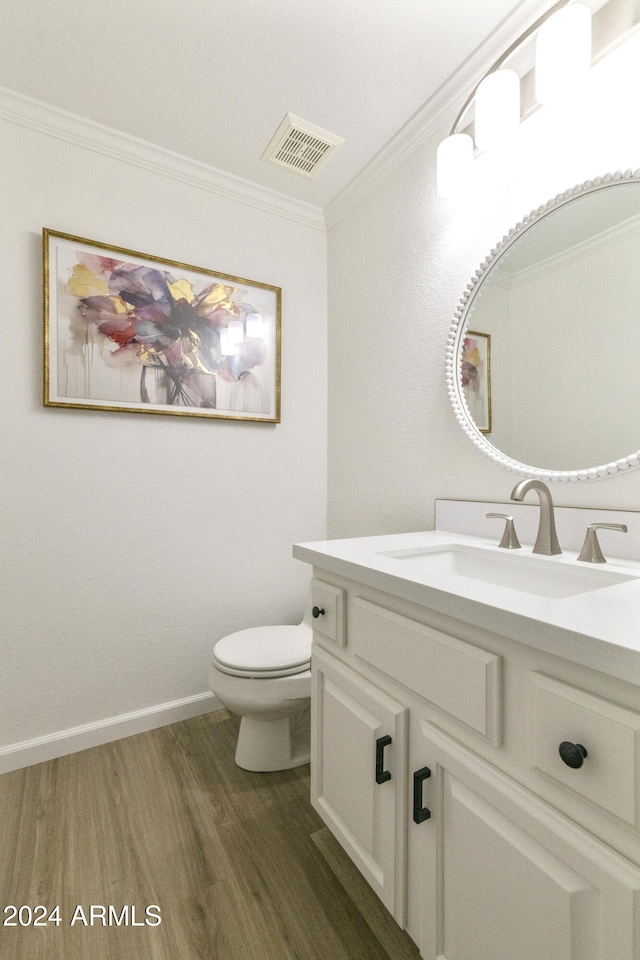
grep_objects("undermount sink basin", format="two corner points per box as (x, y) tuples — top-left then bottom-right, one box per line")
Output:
(378, 543), (638, 599)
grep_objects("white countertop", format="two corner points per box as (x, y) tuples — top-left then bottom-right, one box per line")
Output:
(293, 529), (640, 686)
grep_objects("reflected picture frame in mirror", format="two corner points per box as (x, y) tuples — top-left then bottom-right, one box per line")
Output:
(446, 169), (640, 482)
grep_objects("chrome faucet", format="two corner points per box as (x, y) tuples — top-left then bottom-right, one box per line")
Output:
(510, 479), (562, 556)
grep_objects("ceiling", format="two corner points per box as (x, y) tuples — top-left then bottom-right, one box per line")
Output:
(493, 180), (640, 279)
(0, 0), (535, 209)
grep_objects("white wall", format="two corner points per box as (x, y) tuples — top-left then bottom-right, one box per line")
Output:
(0, 111), (327, 768)
(328, 30), (640, 538)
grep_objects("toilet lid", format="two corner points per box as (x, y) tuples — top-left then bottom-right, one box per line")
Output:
(213, 625), (312, 677)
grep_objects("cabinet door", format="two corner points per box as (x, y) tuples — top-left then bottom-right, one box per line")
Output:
(415, 723), (640, 960)
(311, 646), (408, 923)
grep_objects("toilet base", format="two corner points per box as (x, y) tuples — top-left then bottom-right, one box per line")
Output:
(235, 701), (310, 772)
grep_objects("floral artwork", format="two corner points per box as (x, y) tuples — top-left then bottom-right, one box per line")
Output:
(43, 231), (281, 421)
(461, 331), (491, 433)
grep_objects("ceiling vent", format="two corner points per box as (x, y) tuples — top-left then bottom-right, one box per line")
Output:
(262, 114), (344, 179)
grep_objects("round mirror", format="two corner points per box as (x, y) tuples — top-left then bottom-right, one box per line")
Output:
(447, 170), (640, 481)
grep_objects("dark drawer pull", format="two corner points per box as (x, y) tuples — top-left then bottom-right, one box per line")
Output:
(559, 741), (588, 769)
(413, 767), (431, 823)
(375, 735), (392, 784)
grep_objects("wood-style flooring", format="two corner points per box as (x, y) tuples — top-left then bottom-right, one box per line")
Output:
(0, 710), (419, 960)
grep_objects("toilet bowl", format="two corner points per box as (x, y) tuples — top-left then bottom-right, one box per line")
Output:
(209, 600), (312, 772)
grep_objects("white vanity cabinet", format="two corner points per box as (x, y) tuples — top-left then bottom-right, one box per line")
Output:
(306, 573), (640, 960)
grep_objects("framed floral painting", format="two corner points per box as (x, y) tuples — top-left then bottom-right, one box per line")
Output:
(461, 330), (491, 434)
(43, 230), (281, 422)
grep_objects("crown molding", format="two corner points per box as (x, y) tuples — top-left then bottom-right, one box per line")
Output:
(492, 211), (640, 287)
(0, 86), (326, 232)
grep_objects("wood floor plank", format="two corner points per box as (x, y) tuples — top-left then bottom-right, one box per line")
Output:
(167, 715), (392, 959)
(0, 710), (409, 960)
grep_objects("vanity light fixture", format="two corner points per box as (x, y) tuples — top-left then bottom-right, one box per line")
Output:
(436, 133), (474, 199)
(535, 3), (592, 104)
(474, 69), (521, 151)
(436, 1), (592, 198)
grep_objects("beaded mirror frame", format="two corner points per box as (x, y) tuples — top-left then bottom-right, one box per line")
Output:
(446, 169), (640, 482)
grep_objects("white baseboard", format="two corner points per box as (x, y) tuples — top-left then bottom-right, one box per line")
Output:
(0, 691), (222, 775)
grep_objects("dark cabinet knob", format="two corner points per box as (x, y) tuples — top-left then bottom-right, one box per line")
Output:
(312, 606), (325, 618)
(559, 741), (588, 768)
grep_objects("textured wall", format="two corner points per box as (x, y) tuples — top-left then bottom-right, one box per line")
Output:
(328, 32), (640, 539)
(0, 118), (327, 756)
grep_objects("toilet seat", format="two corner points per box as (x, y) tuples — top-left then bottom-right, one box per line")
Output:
(212, 625), (312, 679)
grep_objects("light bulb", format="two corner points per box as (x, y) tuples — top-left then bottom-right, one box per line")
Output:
(474, 69), (520, 151)
(436, 133), (473, 199)
(535, 3), (592, 105)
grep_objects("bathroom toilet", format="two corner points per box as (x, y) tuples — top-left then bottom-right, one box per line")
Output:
(209, 598), (312, 772)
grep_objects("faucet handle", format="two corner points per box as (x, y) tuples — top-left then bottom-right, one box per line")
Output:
(577, 523), (628, 564)
(487, 513), (521, 550)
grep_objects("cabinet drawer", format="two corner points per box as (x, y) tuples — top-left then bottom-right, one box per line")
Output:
(351, 598), (502, 744)
(311, 579), (346, 646)
(531, 673), (640, 826)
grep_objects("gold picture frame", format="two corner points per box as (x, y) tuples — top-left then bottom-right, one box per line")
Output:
(43, 229), (281, 422)
(461, 330), (491, 434)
